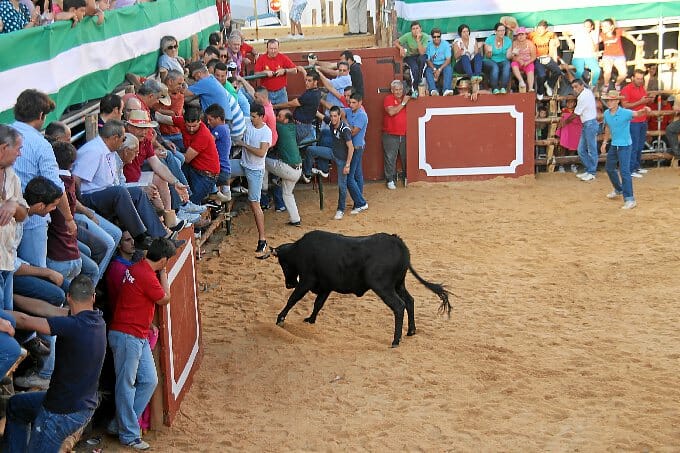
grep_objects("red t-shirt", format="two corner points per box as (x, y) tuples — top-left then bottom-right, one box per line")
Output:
(263, 102), (278, 147)
(383, 94), (407, 136)
(621, 83), (648, 123)
(123, 136), (155, 182)
(254, 52), (296, 92)
(601, 28), (624, 57)
(47, 175), (79, 261)
(173, 117), (221, 174)
(109, 259), (165, 339)
(159, 92), (184, 136)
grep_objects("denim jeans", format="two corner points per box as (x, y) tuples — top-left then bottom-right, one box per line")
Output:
(45, 258), (81, 286)
(75, 212), (121, 283)
(13, 275), (65, 307)
(268, 87), (288, 105)
(606, 144), (634, 201)
(0, 310), (21, 378)
(404, 54), (427, 91)
(0, 270), (12, 310)
(108, 330), (158, 444)
(79, 253), (99, 284)
(424, 63), (452, 93)
(161, 133), (185, 153)
(347, 148), (367, 209)
(335, 157), (365, 212)
(17, 223), (48, 268)
(81, 187), (147, 238)
(3, 391), (93, 453)
(302, 145), (333, 176)
(229, 161), (265, 203)
(164, 151), (189, 209)
(578, 119), (599, 175)
(572, 57), (601, 87)
(534, 57), (563, 94)
(454, 54), (483, 77)
(183, 165), (217, 205)
(629, 121), (648, 173)
(482, 59), (511, 89)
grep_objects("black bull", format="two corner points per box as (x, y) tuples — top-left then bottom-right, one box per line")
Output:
(270, 230), (452, 347)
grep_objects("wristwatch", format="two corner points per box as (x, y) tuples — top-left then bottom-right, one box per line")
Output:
(401, 101), (406, 107)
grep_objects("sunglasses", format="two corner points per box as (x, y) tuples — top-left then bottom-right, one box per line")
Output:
(432, 35), (441, 38)
(165, 44), (178, 50)
(220, 54), (229, 59)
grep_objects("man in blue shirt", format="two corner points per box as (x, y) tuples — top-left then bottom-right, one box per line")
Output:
(600, 89), (651, 210)
(3, 275), (106, 453)
(343, 93), (369, 214)
(424, 28), (453, 96)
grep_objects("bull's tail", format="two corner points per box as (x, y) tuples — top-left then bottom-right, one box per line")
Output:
(408, 264), (452, 318)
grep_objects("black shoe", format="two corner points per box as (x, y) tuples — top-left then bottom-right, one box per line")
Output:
(23, 337), (50, 357)
(169, 219), (186, 233)
(287, 221), (301, 227)
(134, 235), (153, 250)
(255, 240), (270, 259)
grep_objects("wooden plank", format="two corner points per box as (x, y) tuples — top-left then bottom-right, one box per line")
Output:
(320, 0), (327, 25)
(241, 25), (345, 41)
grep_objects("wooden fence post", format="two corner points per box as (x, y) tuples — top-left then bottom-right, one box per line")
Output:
(312, 9), (317, 25)
(329, 1), (334, 25)
(320, 0), (327, 25)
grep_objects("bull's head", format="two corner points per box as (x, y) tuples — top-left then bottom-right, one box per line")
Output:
(271, 243), (299, 289)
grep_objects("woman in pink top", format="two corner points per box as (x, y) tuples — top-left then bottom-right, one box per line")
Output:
(510, 27), (536, 92)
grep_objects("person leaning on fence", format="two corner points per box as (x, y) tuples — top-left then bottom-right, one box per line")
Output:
(621, 68), (654, 178)
(424, 28), (453, 96)
(395, 21), (430, 98)
(601, 90), (652, 210)
(570, 78), (599, 182)
(3, 274), (105, 453)
(528, 20), (563, 99)
(254, 39), (298, 105)
(0, 0), (40, 33)
(273, 67), (322, 144)
(665, 96), (680, 158)
(382, 80), (410, 190)
(204, 103), (232, 203)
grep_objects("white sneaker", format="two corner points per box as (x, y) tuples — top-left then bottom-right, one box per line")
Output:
(350, 203), (368, 215)
(220, 186), (232, 201)
(631, 171), (643, 178)
(576, 172), (587, 178)
(294, 34), (304, 40)
(177, 211), (201, 223)
(443, 89), (454, 96)
(126, 438), (150, 450)
(430, 89), (439, 96)
(637, 168), (649, 174)
(181, 201), (207, 214)
(212, 191), (230, 202)
(557, 165), (565, 173)
(536, 93), (544, 101)
(387, 181), (397, 190)
(286, 34), (295, 40)
(544, 82), (553, 97)
(621, 200), (637, 210)
(311, 167), (329, 178)
(333, 210), (344, 220)
(579, 173), (595, 181)
(606, 190), (621, 199)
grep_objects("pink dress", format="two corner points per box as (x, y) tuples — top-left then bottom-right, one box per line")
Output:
(557, 110), (582, 152)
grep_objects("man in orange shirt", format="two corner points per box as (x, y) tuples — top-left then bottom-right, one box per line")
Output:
(528, 20), (563, 99)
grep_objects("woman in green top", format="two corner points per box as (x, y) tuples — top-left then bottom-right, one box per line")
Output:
(482, 22), (512, 94)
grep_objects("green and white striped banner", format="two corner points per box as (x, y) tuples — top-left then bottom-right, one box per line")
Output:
(395, 0), (680, 35)
(0, 0), (218, 124)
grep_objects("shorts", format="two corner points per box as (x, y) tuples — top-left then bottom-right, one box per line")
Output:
(243, 166), (264, 202)
(511, 61), (534, 73)
(289, 1), (307, 22)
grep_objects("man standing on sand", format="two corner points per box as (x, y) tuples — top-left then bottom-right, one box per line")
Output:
(621, 68), (653, 178)
(571, 78), (599, 182)
(600, 89), (651, 210)
(383, 80), (410, 190)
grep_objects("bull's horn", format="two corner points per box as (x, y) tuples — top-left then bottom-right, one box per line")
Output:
(271, 246), (278, 257)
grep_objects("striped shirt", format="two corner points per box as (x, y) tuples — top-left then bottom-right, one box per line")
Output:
(11, 121), (64, 231)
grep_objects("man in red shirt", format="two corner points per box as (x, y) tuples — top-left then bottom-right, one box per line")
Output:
(156, 107), (221, 205)
(108, 238), (177, 450)
(382, 80), (411, 190)
(254, 39), (298, 105)
(621, 68), (653, 177)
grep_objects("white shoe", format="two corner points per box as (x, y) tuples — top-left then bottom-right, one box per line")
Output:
(430, 89), (439, 96)
(631, 171), (643, 178)
(212, 191), (230, 202)
(387, 181), (397, 190)
(177, 211), (201, 223)
(286, 34), (295, 40)
(557, 165), (565, 173)
(181, 201), (207, 214)
(295, 34), (304, 40)
(443, 89), (454, 96)
(219, 187), (232, 201)
(350, 203), (368, 215)
(536, 93), (544, 101)
(637, 168), (649, 174)
(333, 210), (344, 220)
(606, 190), (621, 199)
(576, 172), (588, 179)
(579, 173), (595, 181)
(544, 82), (553, 97)
(311, 167), (329, 178)
(621, 200), (637, 210)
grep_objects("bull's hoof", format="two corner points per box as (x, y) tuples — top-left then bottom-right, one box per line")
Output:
(391, 341), (400, 348)
(406, 329), (416, 336)
(276, 318), (285, 326)
(303, 317), (316, 324)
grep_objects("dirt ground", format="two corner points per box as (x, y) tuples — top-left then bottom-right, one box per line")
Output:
(101, 169), (680, 451)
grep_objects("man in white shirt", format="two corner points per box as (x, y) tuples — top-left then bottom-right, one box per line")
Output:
(571, 78), (599, 181)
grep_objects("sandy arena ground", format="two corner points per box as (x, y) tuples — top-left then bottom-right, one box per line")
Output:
(102, 169), (680, 451)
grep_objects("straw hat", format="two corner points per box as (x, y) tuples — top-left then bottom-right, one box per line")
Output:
(601, 89), (624, 100)
(126, 110), (158, 128)
(158, 83), (171, 106)
(457, 79), (471, 89)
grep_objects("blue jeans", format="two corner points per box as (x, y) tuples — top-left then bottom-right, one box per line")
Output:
(13, 275), (65, 307)
(404, 54), (427, 91)
(534, 57), (563, 94)
(351, 147), (365, 200)
(17, 223), (48, 267)
(335, 157), (365, 212)
(161, 133), (185, 153)
(572, 57), (601, 87)
(164, 151), (189, 209)
(578, 119), (599, 175)
(0, 270), (13, 310)
(629, 121), (648, 173)
(79, 252), (99, 284)
(482, 59), (511, 89)
(268, 87), (288, 105)
(183, 165), (217, 205)
(45, 258), (81, 286)
(606, 144), (634, 201)
(75, 212), (121, 283)
(3, 391), (93, 453)
(424, 63), (452, 93)
(302, 145), (333, 176)
(454, 54), (483, 77)
(0, 310), (21, 379)
(347, 148), (367, 209)
(108, 330), (158, 444)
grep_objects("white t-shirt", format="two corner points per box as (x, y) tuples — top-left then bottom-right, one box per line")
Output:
(572, 27), (598, 59)
(574, 88), (597, 122)
(241, 123), (272, 170)
(453, 37), (477, 59)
